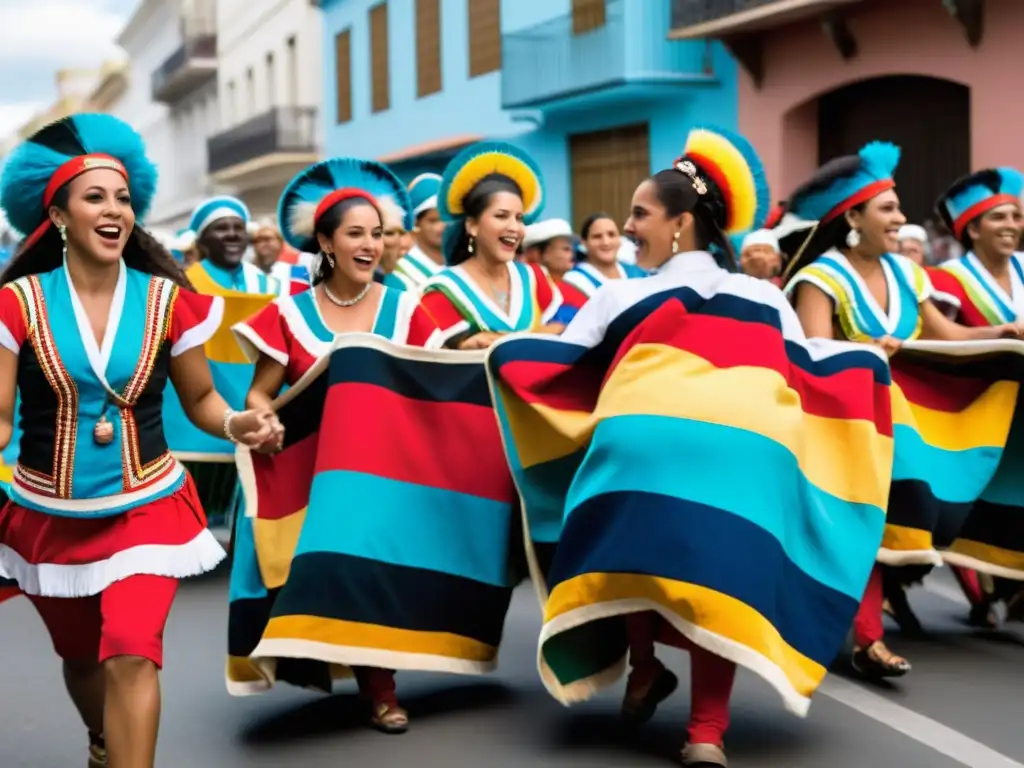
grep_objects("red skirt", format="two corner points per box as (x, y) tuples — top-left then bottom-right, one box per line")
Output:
(0, 472), (226, 598)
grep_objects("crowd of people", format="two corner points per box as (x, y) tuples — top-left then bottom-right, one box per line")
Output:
(0, 111), (1023, 768)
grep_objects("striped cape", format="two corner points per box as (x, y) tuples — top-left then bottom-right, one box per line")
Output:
(227, 355), (331, 694)
(164, 273), (276, 463)
(885, 340), (1024, 578)
(227, 334), (518, 693)
(486, 284), (894, 716)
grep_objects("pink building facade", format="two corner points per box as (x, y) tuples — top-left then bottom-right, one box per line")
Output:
(672, 0), (1024, 224)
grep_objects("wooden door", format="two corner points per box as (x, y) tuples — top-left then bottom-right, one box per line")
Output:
(569, 123), (650, 233)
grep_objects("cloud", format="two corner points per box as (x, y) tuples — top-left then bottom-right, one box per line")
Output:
(0, 1), (128, 66)
(0, 102), (48, 144)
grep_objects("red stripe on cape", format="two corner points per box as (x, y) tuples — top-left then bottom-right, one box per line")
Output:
(316, 382), (514, 503)
(500, 299), (892, 435)
(252, 430), (318, 520)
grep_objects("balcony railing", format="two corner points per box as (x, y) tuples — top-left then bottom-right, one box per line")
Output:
(502, 0), (710, 110)
(669, 0), (862, 38)
(151, 31), (217, 103)
(207, 107), (318, 175)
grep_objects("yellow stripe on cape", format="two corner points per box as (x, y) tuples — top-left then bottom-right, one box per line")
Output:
(503, 343), (892, 509)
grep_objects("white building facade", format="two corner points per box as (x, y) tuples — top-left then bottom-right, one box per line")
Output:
(115, 0), (220, 233)
(208, 0), (324, 220)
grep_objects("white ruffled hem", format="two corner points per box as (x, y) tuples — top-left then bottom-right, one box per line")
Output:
(0, 529), (227, 598)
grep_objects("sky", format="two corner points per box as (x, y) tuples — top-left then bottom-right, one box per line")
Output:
(0, 0), (140, 140)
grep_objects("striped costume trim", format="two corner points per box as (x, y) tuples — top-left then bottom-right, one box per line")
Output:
(13, 276), (78, 498)
(119, 279), (178, 491)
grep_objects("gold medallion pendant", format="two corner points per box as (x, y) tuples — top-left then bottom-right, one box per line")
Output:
(93, 414), (114, 445)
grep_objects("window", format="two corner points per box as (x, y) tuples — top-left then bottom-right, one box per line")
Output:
(572, 0), (606, 35)
(286, 36), (298, 106)
(415, 0), (441, 97)
(467, 0), (500, 77)
(227, 80), (236, 124)
(246, 67), (255, 116)
(335, 29), (352, 124)
(369, 3), (390, 113)
(266, 52), (275, 107)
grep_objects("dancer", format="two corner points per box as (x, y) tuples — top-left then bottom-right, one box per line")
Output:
(416, 142), (564, 349)
(930, 168), (1024, 625)
(487, 126), (892, 767)
(228, 158), (441, 732)
(386, 173), (446, 291)
(563, 212), (646, 298)
(783, 143), (1023, 680)
(189, 196), (279, 294)
(0, 114), (279, 768)
(521, 218), (588, 321)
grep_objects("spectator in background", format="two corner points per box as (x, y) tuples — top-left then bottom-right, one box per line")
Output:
(251, 218), (285, 272)
(521, 218), (587, 323)
(564, 212), (646, 300)
(738, 229), (784, 285)
(249, 218), (312, 295)
(925, 217), (963, 265)
(897, 224), (930, 266)
(375, 197), (413, 284)
(170, 228), (200, 268)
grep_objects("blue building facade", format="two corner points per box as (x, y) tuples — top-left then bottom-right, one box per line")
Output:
(318, 0), (738, 227)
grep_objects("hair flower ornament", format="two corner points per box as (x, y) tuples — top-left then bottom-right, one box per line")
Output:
(674, 159), (708, 196)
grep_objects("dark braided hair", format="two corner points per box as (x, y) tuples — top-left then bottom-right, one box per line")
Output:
(1, 185), (192, 288)
(648, 161), (737, 270)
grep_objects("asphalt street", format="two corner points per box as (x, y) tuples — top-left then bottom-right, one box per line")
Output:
(3, 565), (1023, 768)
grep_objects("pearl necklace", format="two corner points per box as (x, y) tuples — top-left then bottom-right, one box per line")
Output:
(323, 282), (371, 307)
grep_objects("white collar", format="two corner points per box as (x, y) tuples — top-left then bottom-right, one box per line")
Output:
(65, 256), (127, 388)
(654, 251), (719, 277)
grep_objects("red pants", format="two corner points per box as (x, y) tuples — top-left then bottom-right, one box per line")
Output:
(626, 612), (736, 746)
(952, 566), (984, 605)
(853, 564), (884, 647)
(354, 666), (397, 707)
(28, 574), (178, 667)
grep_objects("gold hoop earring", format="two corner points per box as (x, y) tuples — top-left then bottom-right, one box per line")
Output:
(468, 235), (475, 254)
(672, 231), (681, 254)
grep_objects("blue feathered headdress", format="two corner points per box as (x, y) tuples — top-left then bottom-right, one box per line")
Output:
(437, 141), (545, 263)
(937, 167), (1023, 240)
(0, 113), (158, 249)
(788, 142), (900, 224)
(277, 157), (411, 252)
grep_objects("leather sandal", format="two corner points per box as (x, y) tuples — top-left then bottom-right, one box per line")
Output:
(87, 732), (107, 768)
(621, 666), (678, 726)
(370, 702), (409, 734)
(851, 641), (911, 679)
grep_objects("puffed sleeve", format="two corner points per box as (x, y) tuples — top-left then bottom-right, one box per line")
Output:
(230, 300), (289, 365)
(415, 287), (472, 347)
(0, 284), (28, 356)
(528, 263), (564, 323)
(904, 259), (934, 304)
(168, 286), (224, 357)
(404, 301), (445, 349)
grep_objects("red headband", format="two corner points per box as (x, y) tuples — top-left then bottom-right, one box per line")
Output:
(952, 193), (1019, 240)
(313, 188), (380, 227)
(21, 153), (130, 252)
(821, 179), (895, 224)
